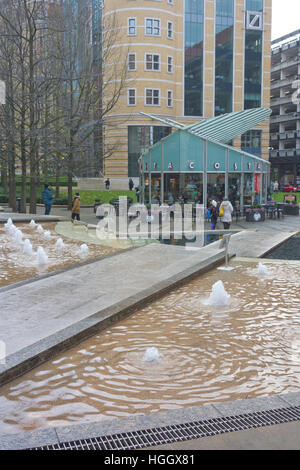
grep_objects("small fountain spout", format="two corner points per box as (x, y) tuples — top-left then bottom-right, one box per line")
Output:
(208, 280), (231, 307)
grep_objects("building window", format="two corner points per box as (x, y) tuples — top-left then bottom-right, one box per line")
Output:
(128, 126), (172, 177)
(167, 56), (173, 73)
(167, 21), (173, 39)
(241, 130), (262, 156)
(145, 18), (161, 36)
(128, 18), (136, 36)
(214, 0), (234, 116)
(128, 89), (136, 106)
(145, 53), (160, 71)
(145, 89), (160, 106)
(184, 0), (204, 116)
(244, 30), (262, 109)
(128, 53), (136, 71)
(167, 90), (173, 107)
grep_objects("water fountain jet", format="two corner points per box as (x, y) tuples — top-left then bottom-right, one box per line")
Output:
(80, 244), (89, 255)
(143, 347), (162, 363)
(208, 280), (231, 307)
(36, 246), (48, 265)
(55, 238), (65, 249)
(257, 262), (270, 276)
(23, 239), (34, 256)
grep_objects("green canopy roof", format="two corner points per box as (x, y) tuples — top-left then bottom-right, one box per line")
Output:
(140, 108), (272, 144)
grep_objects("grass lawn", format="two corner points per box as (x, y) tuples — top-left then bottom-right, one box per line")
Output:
(272, 192), (300, 204)
(59, 190), (138, 205)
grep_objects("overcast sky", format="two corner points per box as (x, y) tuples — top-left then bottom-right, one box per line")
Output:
(272, 0), (300, 40)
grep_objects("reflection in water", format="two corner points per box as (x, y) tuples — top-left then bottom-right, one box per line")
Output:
(0, 262), (300, 434)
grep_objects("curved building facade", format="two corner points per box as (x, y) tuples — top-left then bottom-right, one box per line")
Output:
(102, 0), (272, 181)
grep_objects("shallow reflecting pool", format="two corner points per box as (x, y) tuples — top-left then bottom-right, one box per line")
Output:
(0, 222), (117, 288)
(0, 261), (300, 434)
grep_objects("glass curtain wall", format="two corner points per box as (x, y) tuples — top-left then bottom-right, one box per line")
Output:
(228, 174), (241, 208)
(244, 0), (263, 109)
(184, 0), (204, 116)
(128, 126), (171, 177)
(241, 130), (262, 156)
(215, 0), (234, 116)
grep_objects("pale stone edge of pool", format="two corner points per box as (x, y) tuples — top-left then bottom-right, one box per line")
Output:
(1, 392), (300, 450)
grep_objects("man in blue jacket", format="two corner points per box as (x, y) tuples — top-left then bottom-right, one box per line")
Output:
(42, 184), (54, 215)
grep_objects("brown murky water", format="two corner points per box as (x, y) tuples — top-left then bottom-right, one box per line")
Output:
(0, 222), (117, 288)
(0, 261), (300, 434)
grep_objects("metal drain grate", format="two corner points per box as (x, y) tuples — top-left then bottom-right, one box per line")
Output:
(30, 405), (300, 450)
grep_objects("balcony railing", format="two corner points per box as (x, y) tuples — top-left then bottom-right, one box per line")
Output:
(270, 149), (300, 158)
(270, 131), (300, 141)
(270, 112), (300, 123)
(272, 56), (300, 73)
(271, 75), (300, 89)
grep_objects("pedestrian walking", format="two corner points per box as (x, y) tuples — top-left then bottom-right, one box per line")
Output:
(210, 200), (219, 230)
(105, 178), (110, 191)
(219, 197), (233, 230)
(42, 184), (54, 216)
(129, 178), (134, 191)
(71, 193), (81, 221)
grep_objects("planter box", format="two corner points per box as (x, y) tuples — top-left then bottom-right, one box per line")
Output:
(283, 205), (299, 216)
(246, 210), (265, 222)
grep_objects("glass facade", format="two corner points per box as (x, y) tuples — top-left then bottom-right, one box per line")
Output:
(241, 130), (262, 156)
(184, 0), (204, 116)
(244, 30), (262, 109)
(244, 0), (263, 109)
(246, 0), (263, 11)
(215, 0), (234, 116)
(128, 126), (171, 177)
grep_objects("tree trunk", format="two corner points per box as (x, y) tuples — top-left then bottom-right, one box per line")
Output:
(55, 163), (60, 199)
(0, 162), (8, 194)
(21, 159), (27, 213)
(8, 147), (16, 211)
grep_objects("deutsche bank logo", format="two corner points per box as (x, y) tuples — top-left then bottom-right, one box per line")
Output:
(0, 341), (6, 365)
(246, 11), (263, 30)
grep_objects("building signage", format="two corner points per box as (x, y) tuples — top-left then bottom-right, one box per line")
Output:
(214, 162), (220, 169)
(246, 11), (263, 31)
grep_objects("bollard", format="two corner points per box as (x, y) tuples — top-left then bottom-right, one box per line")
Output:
(17, 198), (21, 213)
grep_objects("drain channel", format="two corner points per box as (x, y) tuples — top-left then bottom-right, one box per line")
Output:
(30, 405), (300, 450)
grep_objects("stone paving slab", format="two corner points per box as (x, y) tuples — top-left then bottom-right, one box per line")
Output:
(0, 212), (65, 223)
(0, 392), (299, 450)
(230, 230), (296, 258)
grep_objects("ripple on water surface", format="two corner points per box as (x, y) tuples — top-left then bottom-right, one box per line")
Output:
(0, 262), (300, 433)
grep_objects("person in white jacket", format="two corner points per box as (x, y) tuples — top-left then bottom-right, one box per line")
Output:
(219, 198), (233, 230)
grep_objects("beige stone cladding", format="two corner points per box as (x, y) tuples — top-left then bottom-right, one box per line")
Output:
(103, 0), (272, 177)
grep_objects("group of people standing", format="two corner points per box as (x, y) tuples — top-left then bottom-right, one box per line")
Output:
(42, 183), (81, 221)
(207, 198), (234, 231)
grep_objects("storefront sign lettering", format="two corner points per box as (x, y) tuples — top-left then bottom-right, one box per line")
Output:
(189, 161), (195, 169)
(168, 162), (174, 169)
(214, 162), (220, 169)
(154, 162), (158, 169)
(247, 162), (252, 170)
(233, 163), (238, 170)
